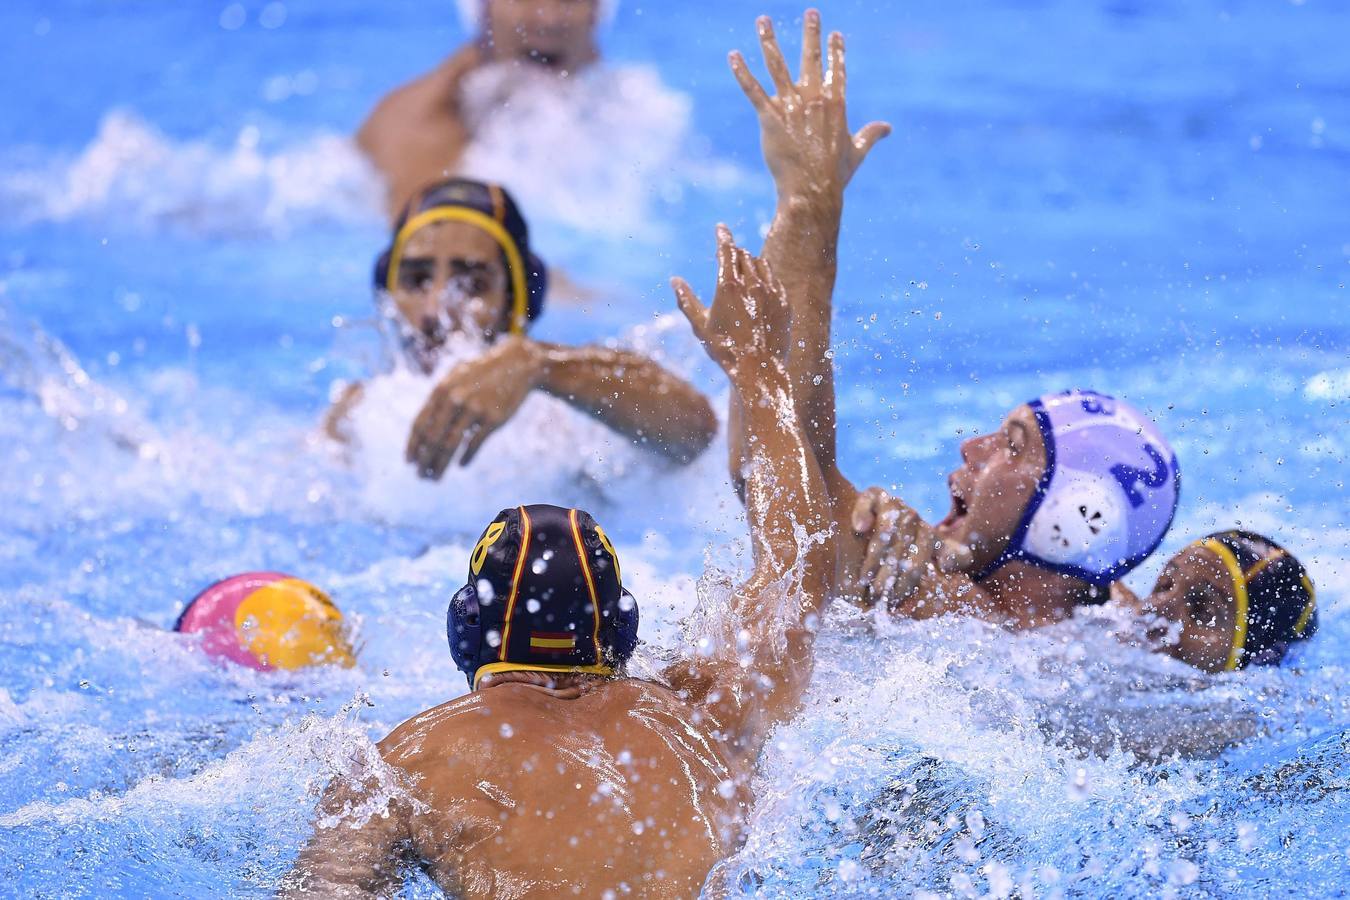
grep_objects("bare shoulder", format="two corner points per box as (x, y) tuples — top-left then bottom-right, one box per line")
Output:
(376, 692), (498, 767)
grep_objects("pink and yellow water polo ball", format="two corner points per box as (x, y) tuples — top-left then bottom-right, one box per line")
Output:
(174, 572), (356, 671)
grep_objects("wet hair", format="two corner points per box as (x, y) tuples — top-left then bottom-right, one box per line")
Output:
(1200, 530), (1317, 670)
(372, 177), (548, 336)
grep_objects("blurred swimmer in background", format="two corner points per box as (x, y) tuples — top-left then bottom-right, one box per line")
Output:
(723, 13), (1179, 630)
(1113, 530), (1317, 673)
(357, 0), (610, 218)
(285, 232), (838, 898)
(324, 177), (716, 474)
(175, 572), (355, 671)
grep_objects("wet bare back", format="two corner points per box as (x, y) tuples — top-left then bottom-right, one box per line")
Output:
(371, 678), (746, 898)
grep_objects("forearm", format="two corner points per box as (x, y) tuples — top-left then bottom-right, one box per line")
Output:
(731, 364), (833, 636)
(697, 366), (834, 759)
(760, 192), (845, 482)
(534, 342), (716, 464)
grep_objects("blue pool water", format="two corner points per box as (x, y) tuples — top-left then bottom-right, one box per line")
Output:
(1, 1), (1347, 896)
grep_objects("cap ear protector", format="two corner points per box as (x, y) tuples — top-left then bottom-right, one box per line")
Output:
(1022, 469), (1128, 566)
(372, 180), (547, 336)
(446, 505), (639, 689)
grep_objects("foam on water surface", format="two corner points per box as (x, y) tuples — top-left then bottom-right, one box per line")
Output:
(1, 0), (1348, 896)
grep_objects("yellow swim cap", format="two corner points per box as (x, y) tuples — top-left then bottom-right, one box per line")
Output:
(234, 578), (356, 670)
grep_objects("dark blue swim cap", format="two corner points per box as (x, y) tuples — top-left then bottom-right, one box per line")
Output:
(448, 504), (639, 689)
(1199, 530), (1317, 670)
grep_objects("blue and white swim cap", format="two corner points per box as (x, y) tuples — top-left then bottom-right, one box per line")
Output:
(982, 390), (1180, 589)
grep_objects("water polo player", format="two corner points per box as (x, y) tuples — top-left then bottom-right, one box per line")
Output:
(286, 229), (838, 898)
(842, 392), (1180, 628)
(324, 176), (716, 473)
(174, 572), (355, 671)
(1115, 530), (1317, 673)
(358, 0), (607, 217)
(722, 17), (1179, 627)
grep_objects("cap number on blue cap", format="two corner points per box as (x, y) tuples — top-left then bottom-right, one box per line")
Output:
(1110, 444), (1170, 509)
(1079, 392), (1116, 415)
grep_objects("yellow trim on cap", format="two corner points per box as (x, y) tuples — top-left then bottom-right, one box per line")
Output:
(569, 508), (605, 662)
(385, 207), (529, 335)
(473, 661), (615, 691)
(497, 506), (532, 661)
(1293, 574), (1317, 636)
(1202, 538), (1250, 672)
(1243, 549), (1285, 582)
(594, 524), (621, 586)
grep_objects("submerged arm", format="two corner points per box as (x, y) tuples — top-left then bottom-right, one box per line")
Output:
(281, 771), (412, 899)
(665, 227), (835, 767)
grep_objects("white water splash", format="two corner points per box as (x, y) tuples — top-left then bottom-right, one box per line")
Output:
(0, 110), (383, 237)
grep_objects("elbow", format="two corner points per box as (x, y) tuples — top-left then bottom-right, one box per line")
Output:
(658, 393), (718, 465)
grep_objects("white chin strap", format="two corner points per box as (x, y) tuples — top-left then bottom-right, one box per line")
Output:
(1022, 468), (1128, 573)
(455, 0), (619, 30)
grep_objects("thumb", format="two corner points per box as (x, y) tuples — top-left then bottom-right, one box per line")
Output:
(936, 539), (974, 574)
(853, 121), (892, 157)
(851, 489), (882, 533)
(671, 277), (709, 341)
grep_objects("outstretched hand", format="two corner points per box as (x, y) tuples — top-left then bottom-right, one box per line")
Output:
(730, 9), (891, 205)
(672, 225), (791, 381)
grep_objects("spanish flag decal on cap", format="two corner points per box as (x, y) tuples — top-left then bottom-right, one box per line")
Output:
(530, 631), (577, 654)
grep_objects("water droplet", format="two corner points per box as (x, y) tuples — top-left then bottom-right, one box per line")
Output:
(219, 3), (246, 30)
(259, 1), (287, 29)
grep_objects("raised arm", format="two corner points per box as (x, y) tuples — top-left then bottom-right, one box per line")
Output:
(405, 336), (717, 478)
(665, 226), (835, 767)
(727, 10), (890, 503)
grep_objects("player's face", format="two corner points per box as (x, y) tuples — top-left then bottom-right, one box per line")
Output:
(485, 0), (600, 70)
(936, 405), (1047, 574)
(390, 221), (508, 366)
(1127, 545), (1239, 673)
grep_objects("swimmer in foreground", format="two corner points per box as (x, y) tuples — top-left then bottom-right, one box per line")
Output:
(324, 177), (716, 473)
(175, 572), (355, 671)
(284, 232), (835, 898)
(727, 13), (1179, 627)
(357, 0), (605, 217)
(1114, 530), (1317, 673)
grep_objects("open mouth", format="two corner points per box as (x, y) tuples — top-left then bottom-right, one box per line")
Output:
(937, 476), (968, 531)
